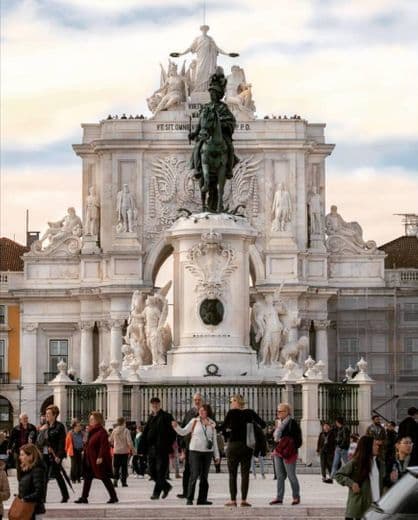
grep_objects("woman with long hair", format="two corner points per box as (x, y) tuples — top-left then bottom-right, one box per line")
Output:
(336, 435), (384, 520)
(18, 444), (47, 519)
(222, 394), (266, 507)
(74, 411), (118, 504)
(172, 404), (219, 505)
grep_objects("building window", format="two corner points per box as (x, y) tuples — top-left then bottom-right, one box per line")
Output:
(401, 337), (418, 374)
(339, 337), (360, 371)
(404, 303), (418, 322)
(0, 340), (5, 372)
(0, 306), (6, 325)
(49, 339), (68, 373)
(369, 356), (388, 375)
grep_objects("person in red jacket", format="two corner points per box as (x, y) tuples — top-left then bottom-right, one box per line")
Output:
(74, 411), (118, 504)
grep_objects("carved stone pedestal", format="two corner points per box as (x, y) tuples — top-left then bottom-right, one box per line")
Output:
(82, 235), (101, 254)
(165, 213), (258, 377)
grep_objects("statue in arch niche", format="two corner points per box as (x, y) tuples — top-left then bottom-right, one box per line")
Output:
(123, 282), (172, 367)
(271, 182), (292, 232)
(116, 184), (138, 233)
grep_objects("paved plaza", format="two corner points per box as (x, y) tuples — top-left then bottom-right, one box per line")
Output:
(4, 467), (348, 519)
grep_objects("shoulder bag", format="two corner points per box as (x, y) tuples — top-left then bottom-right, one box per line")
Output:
(8, 496), (36, 520)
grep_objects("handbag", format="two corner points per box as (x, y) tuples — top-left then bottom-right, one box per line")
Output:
(8, 496), (36, 520)
(246, 422), (256, 450)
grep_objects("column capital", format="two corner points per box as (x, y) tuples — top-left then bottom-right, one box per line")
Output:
(22, 322), (38, 333)
(314, 319), (331, 330)
(79, 320), (95, 331)
(110, 318), (125, 329)
(98, 319), (111, 332)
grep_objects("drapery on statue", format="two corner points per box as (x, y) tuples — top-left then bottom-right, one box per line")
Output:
(147, 60), (187, 114)
(250, 291), (286, 366)
(39, 207), (82, 246)
(123, 282), (172, 366)
(325, 205), (376, 252)
(85, 186), (100, 236)
(170, 25), (239, 93)
(225, 65), (255, 117)
(189, 68), (239, 212)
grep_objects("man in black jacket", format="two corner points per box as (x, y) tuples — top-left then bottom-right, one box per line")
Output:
(398, 407), (418, 454)
(139, 397), (175, 500)
(7, 413), (37, 480)
(330, 416), (350, 479)
(37, 404), (69, 503)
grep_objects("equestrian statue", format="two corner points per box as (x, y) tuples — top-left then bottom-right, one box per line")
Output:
(189, 67), (239, 213)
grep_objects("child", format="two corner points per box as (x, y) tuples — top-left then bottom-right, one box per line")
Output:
(347, 433), (359, 460)
(0, 460), (10, 520)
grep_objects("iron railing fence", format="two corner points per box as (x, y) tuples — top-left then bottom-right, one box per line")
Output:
(66, 384), (107, 426)
(134, 383), (283, 425)
(318, 383), (359, 432)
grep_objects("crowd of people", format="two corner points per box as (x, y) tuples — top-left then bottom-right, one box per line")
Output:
(0, 400), (416, 519)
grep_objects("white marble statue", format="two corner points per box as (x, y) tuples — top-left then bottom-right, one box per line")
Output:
(279, 336), (309, 366)
(170, 25), (238, 92)
(271, 182), (292, 232)
(85, 186), (100, 235)
(251, 292), (285, 366)
(116, 184), (137, 233)
(39, 207), (82, 245)
(325, 205), (376, 253)
(123, 282), (172, 366)
(309, 186), (322, 235)
(225, 65), (255, 118)
(147, 60), (187, 114)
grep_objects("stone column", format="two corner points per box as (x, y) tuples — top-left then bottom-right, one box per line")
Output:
(21, 322), (38, 423)
(110, 319), (124, 365)
(314, 320), (330, 378)
(79, 321), (95, 383)
(98, 320), (111, 364)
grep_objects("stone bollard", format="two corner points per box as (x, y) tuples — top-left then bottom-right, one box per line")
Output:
(105, 360), (125, 428)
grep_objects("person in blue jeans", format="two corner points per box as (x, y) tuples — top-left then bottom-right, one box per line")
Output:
(331, 417), (350, 479)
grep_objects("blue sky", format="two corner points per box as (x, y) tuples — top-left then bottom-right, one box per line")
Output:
(1, 0), (417, 244)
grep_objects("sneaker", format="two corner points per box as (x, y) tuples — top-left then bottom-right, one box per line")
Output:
(74, 497), (88, 504)
(269, 499), (283, 505)
(324, 478), (333, 484)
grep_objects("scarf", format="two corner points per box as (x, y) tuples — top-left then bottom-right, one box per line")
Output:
(274, 415), (291, 441)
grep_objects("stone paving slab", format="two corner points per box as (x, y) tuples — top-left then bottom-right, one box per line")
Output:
(4, 472), (347, 519)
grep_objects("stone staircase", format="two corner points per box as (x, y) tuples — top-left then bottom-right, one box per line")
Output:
(33, 505), (345, 519)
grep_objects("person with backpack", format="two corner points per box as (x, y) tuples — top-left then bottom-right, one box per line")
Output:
(269, 402), (302, 506)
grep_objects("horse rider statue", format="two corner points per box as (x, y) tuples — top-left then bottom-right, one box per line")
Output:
(189, 67), (239, 213)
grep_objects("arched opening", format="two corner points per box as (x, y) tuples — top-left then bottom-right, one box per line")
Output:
(0, 396), (13, 432)
(40, 396), (53, 417)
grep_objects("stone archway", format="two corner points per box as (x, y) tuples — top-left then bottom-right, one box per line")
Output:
(143, 238), (174, 285)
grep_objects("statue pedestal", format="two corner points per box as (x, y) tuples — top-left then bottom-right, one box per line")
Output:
(112, 231), (141, 251)
(82, 235), (101, 254)
(165, 213), (258, 377)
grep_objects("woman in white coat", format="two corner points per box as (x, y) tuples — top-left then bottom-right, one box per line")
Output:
(172, 404), (219, 505)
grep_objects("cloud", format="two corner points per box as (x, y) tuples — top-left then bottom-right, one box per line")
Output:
(326, 166), (418, 246)
(0, 166), (81, 244)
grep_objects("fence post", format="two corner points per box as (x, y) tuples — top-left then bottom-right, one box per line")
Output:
(49, 360), (75, 423)
(297, 356), (324, 464)
(350, 357), (374, 435)
(105, 360), (125, 428)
